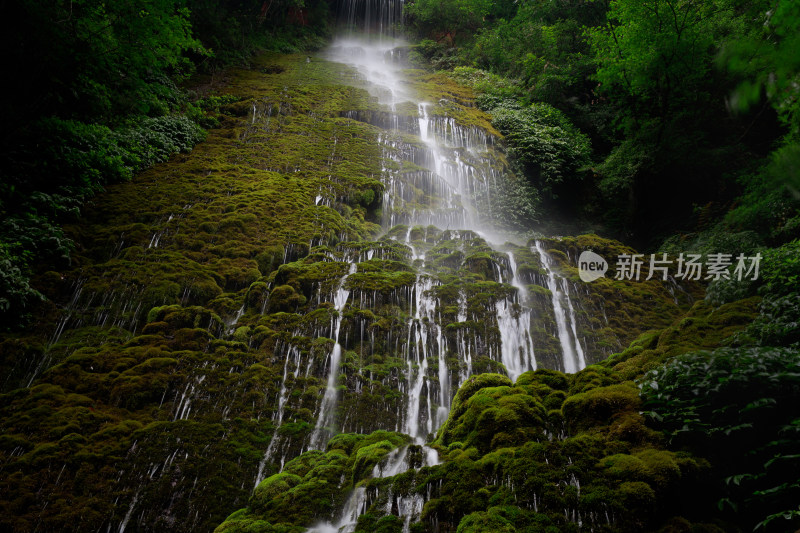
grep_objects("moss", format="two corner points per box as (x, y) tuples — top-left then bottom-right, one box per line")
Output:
(267, 285), (307, 313)
(456, 508), (517, 533)
(600, 297), (760, 380)
(517, 368), (569, 392)
(252, 473), (303, 511)
(619, 480), (657, 509)
(561, 383), (641, 434)
(0, 44), (762, 533)
(437, 374), (512, 442)
(528, 234), (703, 364)
(351, 440), (396, 482)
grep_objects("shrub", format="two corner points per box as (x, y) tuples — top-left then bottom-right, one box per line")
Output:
(489, 102), (591, 198)
(640, 346), (800, 532)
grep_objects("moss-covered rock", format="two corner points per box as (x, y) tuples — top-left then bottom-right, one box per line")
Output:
(0, 40), (768, 533)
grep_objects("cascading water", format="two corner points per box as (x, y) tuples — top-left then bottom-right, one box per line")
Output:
(4, 0), (676, 528)
(261, 8), (596, 532)
(496, 252), (536, 381)
(254, 344), (302, 487)
(327, 27), (540, 406)
(533, 241), (587, 373)
(307, 487), (368, 533)
(307, 444), (440, 533)
(403, 273), (433, 442)
(293, 16), (543, 532)
(310, 262), (358, 449)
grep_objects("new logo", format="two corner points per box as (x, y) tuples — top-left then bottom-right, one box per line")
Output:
(578, 251), (608, 282)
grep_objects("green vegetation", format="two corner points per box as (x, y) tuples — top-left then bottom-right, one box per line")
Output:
(1, 1), (799, 532)
(1, 0), (332, 329)
(217, 290), (767, 532)
(641, 346), (800, 532)
(638, 245), (800, 531)
(487, 101), (592, 199)
(406, 0), (799, 245)
(0, 43), (703, 528)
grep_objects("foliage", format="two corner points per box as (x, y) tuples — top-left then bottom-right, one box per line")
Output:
(0, 243), (44, 324)
(0, 116), (205, 329)
(6, 0), (204, 125)
(187, 0), (330, 69)
(719, 0), (800, 139)
(488, 102), (592, 198)
(482, 173), (541, 228)
(588, 0), (726, 123)
(404, 0), (499, 45)
(468, 3), (604, 107)
(641, 346), (800, 532)
(719, 239), (800, 346)
(739, 294), (800, 348)
(722, 157), (800, 243)
(406, 0), (606, 108)
(759, 239), (800, 297)
(447, 67), (524, 106)
(704, 238), (800, 316)
(405, 0), (798, 242)
(0, 0), (331, 327)
(410, 39), (461, 70)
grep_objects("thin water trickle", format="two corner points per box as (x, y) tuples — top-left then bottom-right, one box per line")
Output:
(310, 262), (358, 449)
(534, 241), (587, 373)
(496, 252), (536, 381)
(254, 345), (300, 488)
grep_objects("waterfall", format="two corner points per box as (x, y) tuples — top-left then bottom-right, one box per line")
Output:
(254, 345), (300, 487)
(294, 14), (598, 533)
(224, 304), (246, 336)
(533, 241), (587, 373)
(403, 273), (439, 442)
(307, 28), (538, 532)
(496, 252), (536, 381)
(338, 0), (404, 36)
(327, 34), (506, 241)
(372, 445), (440, 479)
(307, 487), (368, 533)
(327, 29), (538, 394)
(310, 262), (358, 449)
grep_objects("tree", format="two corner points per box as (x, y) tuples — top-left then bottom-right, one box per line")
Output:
(405, 0), (496, 44)
(4, 0), (204, 127)
(720, 0), (800, 197)
(587, 0), (743, 131)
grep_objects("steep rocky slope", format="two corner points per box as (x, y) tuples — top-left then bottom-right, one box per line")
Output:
(1, 45), (753, 533)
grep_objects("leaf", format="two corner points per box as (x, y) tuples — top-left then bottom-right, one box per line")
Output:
(741, 397), (777, 412)
(717, 497), (738, 512)
(723, 423), (753, 436)
(754, 507), (800, 531)
(724, 473), (758, 486)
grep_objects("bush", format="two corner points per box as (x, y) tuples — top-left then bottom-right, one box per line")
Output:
(488, 102), (591, 198)
(0, 242), (44, 329)
(115, 115), (206, 172)
(641, 346), (800, 532)
(0, 115), (206, 328)
(448, 67), (524, 106)
(759, 240), (800, 297)
(739, 294), (800, 347)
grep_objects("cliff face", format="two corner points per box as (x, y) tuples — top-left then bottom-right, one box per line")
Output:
(0, 45), (727, 533)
